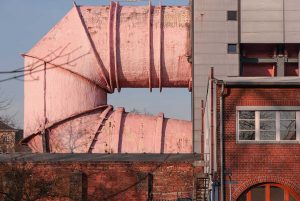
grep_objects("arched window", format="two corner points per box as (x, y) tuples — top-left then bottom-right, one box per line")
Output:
(238, 183), (300, 201)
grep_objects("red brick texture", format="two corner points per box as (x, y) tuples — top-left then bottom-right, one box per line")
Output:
(217, 87), (300, 201)
(0, 161), (201, 201)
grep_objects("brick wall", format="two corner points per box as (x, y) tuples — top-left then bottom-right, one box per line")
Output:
(217, 87), (300, 200)
(0, 161), (202, 201)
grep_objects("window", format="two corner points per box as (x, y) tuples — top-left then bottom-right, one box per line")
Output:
(238, 111), (255, 140)
(260, 111), (276, 140)
(227, 11), (237, 21)
(237, 183), (299, 201)
(280, 112), (296, 140)
(228, 44), (238, 54)
(237, 109), (300, 142)
(2, 136), (10, 143)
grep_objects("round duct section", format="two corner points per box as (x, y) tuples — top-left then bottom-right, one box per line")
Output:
(23, 3), (192, 153)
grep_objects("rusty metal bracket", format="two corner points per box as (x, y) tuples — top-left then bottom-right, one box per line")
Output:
(189, 77), (192, 92)
(159, 2), (163, 92)
(155, 112), (164, 153)
(88, 105), (113, 153)
(42, 61), (50, 152)
(114, 2), (121, 92)
(148, 0), (153, 92)
(108, 1), (116, 92)
(115, 107), (125, 153)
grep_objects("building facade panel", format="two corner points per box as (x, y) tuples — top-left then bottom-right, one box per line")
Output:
(241, 0), (283, 11)
(285, 2), (300, 43)
(285, 0), (300, 10)
(241, 0), (284, 43)
(194, 0), (239, 153)
(241, 11), (283, 22)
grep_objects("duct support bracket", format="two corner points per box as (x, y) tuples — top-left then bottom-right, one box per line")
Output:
(114, 1), (121, 92)
(108, 1), (116, 92)
(115, 107), (125, 153)
(88, 105), (113, 153)
(159, 2), (163, 92)
(155, 112), (164, 153)
(148, 0), (153, 92)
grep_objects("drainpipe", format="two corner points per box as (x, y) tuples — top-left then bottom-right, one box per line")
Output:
(220, 82), (225, 201)
(201, 99), (205, 159)
(229, 174), (232, 201)
(210, 67), (214, 176)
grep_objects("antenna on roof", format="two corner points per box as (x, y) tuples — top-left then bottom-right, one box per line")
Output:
(73, 1), (77, 7)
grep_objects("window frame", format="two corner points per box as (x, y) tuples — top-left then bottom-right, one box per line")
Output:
(236, 106), (300, 143)
(237, 183), (300, 201)
(227, 44), (238, 54)
(227, 10), (238, 21)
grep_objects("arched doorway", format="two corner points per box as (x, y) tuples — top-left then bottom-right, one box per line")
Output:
(238, 183), (300, 201)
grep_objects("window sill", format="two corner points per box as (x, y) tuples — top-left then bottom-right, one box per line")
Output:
(236, 140), (300, 144)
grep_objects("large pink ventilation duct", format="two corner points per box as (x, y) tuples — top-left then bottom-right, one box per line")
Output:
(23, 2), (192, 153)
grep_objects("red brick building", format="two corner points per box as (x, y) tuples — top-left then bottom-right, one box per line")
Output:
(203, 76), (300, 201)
(0, 121), (25, 153)
(0, 153), (203, 201)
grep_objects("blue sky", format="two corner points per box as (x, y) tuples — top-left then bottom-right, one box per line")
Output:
(0, 0), (191, 128)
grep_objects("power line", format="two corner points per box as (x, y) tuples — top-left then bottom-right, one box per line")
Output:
(101, 153), (172, 200)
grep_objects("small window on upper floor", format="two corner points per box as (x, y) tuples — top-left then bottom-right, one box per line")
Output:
(2, 136), (10, 143)
(228, 44), (238, 54)
(227, 11), (237, 21)
(237, 109), (299, 142)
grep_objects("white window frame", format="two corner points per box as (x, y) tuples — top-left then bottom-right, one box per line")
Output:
(236, 106), (300, 143)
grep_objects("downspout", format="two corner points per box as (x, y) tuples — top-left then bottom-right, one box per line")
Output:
(201, 100), (205, 158)
(210, 67), (214, 176)
(220, 82), (225, 201)
(229, 174), (232, 201)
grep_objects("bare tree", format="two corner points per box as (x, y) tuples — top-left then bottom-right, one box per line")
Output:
(49, 119), (92, 153)
(0, 161), (71, 201)
(0, 89), (18, 129)
(130, 108), (153, 116)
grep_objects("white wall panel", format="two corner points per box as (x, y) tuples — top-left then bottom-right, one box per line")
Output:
(241, 0), (283, 11)
(194, 0), (239, 153)
(241, 0), (284, 43)
(285, 0), (300, 42)
(242, 11), (283, 22)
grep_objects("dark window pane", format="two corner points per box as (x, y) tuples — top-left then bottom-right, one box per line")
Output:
(281, 130), (296, 140)
(239, 111), (255, 119)
(280, 120), (296, 131)
(228, 44), (238, 54)
(260, 131), (276, 140)
(290, 194), (296, 201)
(280, 119), (296, 140)
(239, 131), (255, 140)
(270, 186), (284, 201)
(239, 120), (255, 130)
(280, 111), (296, 119)
(238, 193), (247, 201)
(227, 11), (237, 21)
(260, 120), (276, 130)
(252, 186), (266, 201)
(260, 111), (275, 119)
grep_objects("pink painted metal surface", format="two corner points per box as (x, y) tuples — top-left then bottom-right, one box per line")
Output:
(23, 4), (192, 153)
(27, 107), (192, 153)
